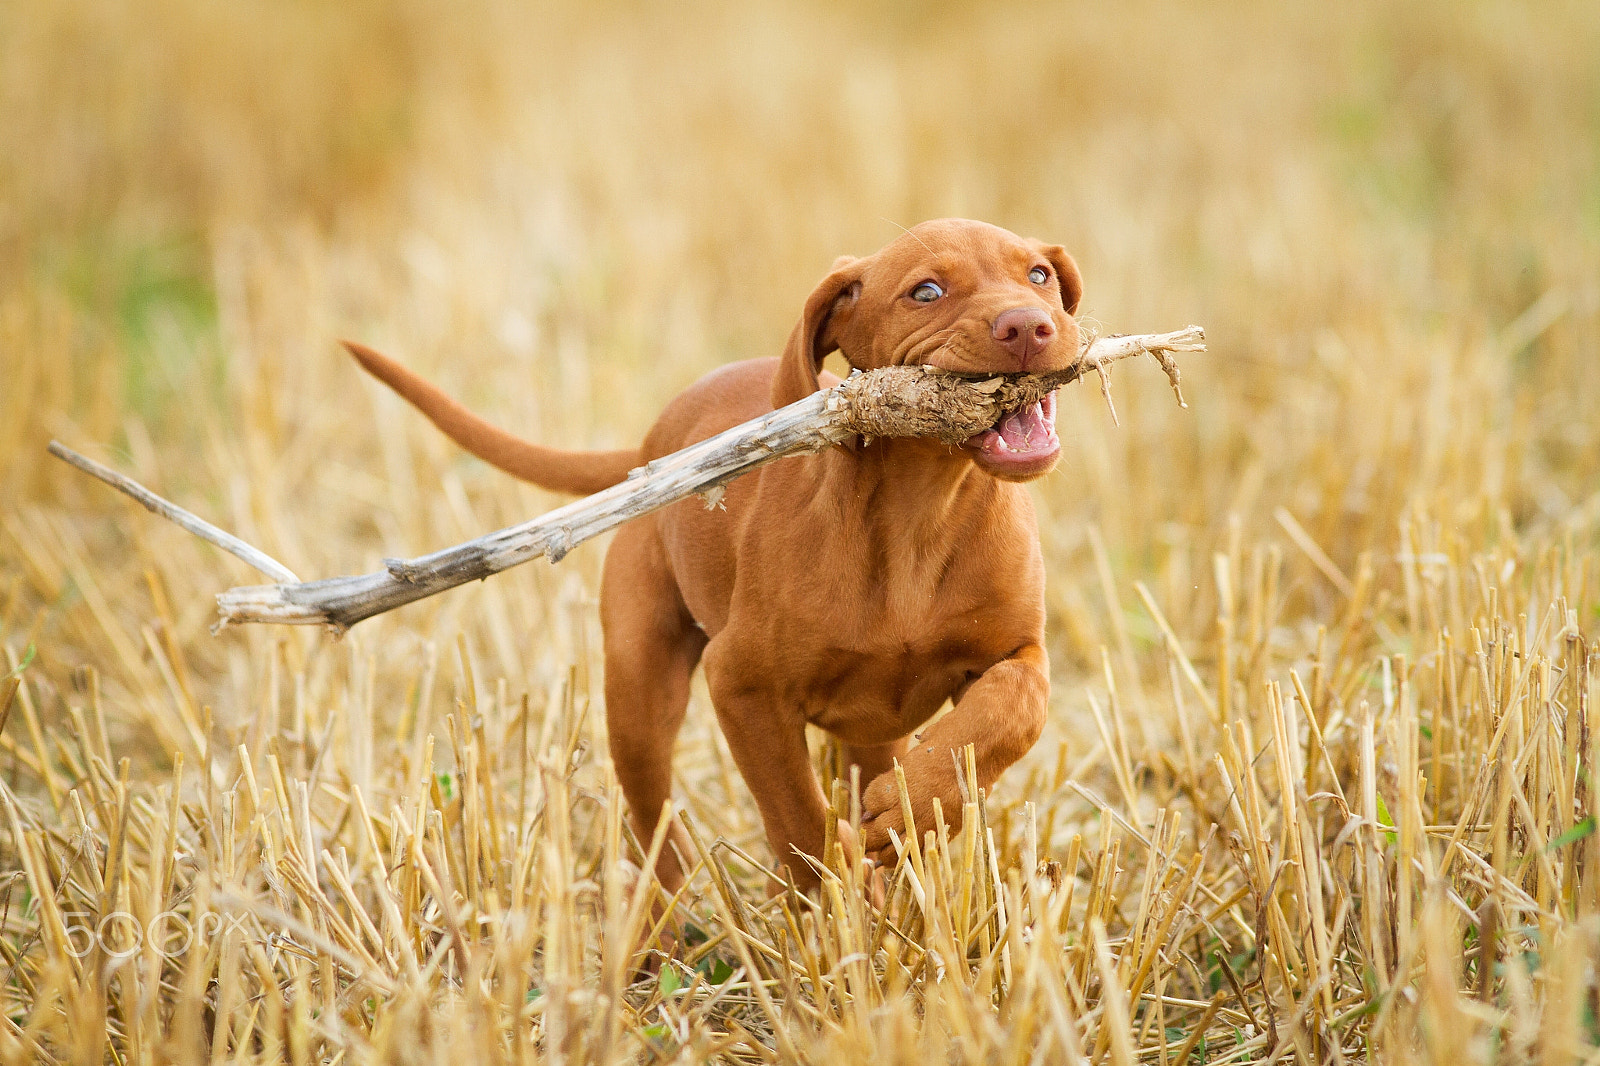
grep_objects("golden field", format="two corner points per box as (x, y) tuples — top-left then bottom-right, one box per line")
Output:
(2, 0), (1599, 1061)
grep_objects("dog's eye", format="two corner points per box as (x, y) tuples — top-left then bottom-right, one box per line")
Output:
(1028, 266), (1049, 285)
(909, 281), (944, 303)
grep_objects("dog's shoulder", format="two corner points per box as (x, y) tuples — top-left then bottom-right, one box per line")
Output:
(640, 358), (786, 460)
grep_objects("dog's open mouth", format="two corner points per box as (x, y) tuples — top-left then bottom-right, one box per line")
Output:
(963, 390), (1060, 476)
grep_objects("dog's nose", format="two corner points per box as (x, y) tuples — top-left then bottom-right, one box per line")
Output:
(991, 308), (1055, 368)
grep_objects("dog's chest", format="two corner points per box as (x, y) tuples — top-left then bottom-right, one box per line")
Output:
(770, 563), (1039, 742)
(687, 454), (1045, 742)
(798, 638), (984, 742)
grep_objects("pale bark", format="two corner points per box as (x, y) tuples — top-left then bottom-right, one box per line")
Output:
(47, 442), (301, 584)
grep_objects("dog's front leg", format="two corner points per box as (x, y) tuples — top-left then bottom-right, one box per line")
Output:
(706, 687), (833, 893)
(857, 644), (1049, 863)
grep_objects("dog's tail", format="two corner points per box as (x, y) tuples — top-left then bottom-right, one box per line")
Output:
(343, 341), (638, 496)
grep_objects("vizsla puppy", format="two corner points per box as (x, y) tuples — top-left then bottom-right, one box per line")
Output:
(348, 218), (1081, 892)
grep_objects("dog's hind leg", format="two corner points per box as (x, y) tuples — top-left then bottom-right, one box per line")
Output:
(600, 520), (705, 895)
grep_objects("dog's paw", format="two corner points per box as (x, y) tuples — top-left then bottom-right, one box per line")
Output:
(832, 818), (888, 907)
(858, 750), (966, 863)
(858, 778), (906, 864)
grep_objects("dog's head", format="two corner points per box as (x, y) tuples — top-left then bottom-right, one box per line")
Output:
(772, 218), (1082, 481)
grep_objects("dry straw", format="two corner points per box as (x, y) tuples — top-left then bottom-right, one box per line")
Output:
(3, 518), (1598, 1062)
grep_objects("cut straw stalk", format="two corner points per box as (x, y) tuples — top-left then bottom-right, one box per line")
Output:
(50, 326), (1203, 632)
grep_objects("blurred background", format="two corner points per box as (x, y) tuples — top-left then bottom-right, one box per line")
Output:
(2, 0), (1597, 769)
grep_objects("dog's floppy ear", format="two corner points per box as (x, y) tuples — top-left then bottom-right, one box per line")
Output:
(1039, 244), (1083, 316)
(771, 255), (867, 410)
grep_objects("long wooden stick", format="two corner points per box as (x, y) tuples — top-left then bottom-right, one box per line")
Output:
(46, 441), (301, 584)
(51, 327), (1203, 633)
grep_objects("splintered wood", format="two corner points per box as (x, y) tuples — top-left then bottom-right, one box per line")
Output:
(50, 326), (1204, 632)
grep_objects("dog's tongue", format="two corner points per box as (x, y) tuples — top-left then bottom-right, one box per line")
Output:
(997, 401), (1049, 450)
(964, 390), (1060, 466)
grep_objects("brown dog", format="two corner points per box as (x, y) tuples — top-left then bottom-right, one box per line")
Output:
(348, 218), (1082, 892)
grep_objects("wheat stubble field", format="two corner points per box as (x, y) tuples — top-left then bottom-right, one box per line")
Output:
(3, 0), (1600, 1062)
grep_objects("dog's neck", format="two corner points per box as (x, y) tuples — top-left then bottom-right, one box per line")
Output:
(810, 435), (1003, 531)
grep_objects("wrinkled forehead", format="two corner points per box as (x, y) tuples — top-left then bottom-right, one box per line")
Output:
(867, 220), (1037, 286)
